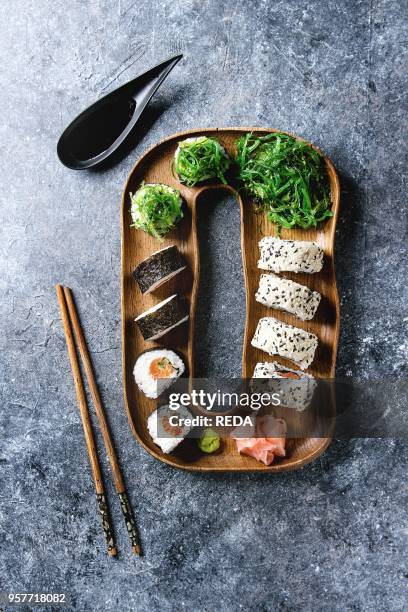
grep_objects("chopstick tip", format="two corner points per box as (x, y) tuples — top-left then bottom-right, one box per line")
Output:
(132, 545), (142, 556)
(108, 546), (118, 557)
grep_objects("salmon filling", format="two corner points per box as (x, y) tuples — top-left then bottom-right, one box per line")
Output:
(276, 370), (300, 380)
(161, 416), (183, 437)
(149, 357), (175, 379)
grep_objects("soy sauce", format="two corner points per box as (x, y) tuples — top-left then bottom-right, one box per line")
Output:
(69, 97), (136, 160)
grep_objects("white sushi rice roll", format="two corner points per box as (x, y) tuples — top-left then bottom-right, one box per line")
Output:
(251, 317), (318, 370)
(147, 405), (192, 454)
(133, 349), (185, 399)
(258, 237), (324, 274)
(255, 273), (321, 321)
(252, 361), (316, 412)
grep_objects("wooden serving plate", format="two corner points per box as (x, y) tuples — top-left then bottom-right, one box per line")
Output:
(121, 128), (340, 472)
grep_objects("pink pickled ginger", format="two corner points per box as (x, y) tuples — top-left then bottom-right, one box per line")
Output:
(232, 416), (286, 465)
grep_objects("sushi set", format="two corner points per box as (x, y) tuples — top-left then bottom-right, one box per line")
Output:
(121, 128), (340, 472)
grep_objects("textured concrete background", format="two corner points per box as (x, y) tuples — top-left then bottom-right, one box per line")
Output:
(1, 0), (407, 610)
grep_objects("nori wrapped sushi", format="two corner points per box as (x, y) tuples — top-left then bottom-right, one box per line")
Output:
(133, 348), (185, 399)
(147, 405), (192, 454)
(135, 294), (189, 341)
(132, 245), (187, 294)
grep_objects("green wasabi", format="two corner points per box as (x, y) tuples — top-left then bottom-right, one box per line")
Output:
(197, 428), (220, 453)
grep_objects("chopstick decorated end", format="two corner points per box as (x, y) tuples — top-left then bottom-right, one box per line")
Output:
(119, 491), (142, 555)
(96, 493), (118, 557)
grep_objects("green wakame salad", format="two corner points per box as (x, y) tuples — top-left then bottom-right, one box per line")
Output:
(236, 132), (332, 232)
(130, 183), (183, 240)
(174, 136), (230, 186)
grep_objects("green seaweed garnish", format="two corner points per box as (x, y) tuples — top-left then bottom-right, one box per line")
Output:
(174, 136), (230, 186)
(130, 183), (183, 240)
(236, 132), (332, 232)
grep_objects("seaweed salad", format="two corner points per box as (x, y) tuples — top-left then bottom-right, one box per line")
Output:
(236, 132), (332, 232)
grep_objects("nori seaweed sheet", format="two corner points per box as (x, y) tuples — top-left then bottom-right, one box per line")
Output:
(136, 295), (189, 340)
(133, 246), (187, 294)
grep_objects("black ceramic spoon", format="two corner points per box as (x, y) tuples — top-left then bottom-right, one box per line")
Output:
(57, 54), (182, 169)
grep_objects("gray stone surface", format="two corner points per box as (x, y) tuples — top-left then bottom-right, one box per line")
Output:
(0, 0), (407, 611)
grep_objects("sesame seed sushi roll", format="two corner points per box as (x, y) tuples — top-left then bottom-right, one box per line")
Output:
(251, 317), (318, 370)
(147, 405), (192, 454)
(133, 245), (187, 294)
(133, 349), (185, 399)
(258, 237), (324, 274)
(255, 273), (321, 321)
(135, 295), (189, 341)
(252, 361), (316, 412)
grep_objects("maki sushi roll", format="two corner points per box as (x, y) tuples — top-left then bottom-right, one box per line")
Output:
(135, 294), (189, 341)
(258, 237), (324, 274)
(133, 349), (185, 399)
(133, 245), (187, 294)
(130, 183), (183, 240)
(251, 317), (318, 370)
(255, 273), (321, 321)
(252, 362), (316, 412)
(174, 136), (230, 186)
(147, 405), (192, 454)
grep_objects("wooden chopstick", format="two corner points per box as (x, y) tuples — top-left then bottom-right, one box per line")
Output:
(62, 286), (142, 555)
(56, 285), (117, 557)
